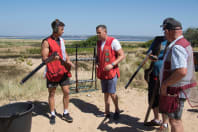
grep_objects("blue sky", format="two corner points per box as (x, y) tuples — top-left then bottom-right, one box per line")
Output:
(0, 0), (198, 36)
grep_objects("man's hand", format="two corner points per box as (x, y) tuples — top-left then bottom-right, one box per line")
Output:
(160, 82), (168, 96)
(104, 64), (113, 71)
(149, 54), (158, 61)
(96, 64), (99, 69)
(54, 55), (60, 60)
(67, 61), (75, 68)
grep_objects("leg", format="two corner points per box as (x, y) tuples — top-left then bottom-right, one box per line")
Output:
(61, 84), (73, 122)
(110, 93), (119, 112)
(48, 87), (56, 124)
(153, 107), (160, 120)
(146, 74), (161, 125)
(61, 85), (70, 110)
(104, 93), (111, 115)
(169, 118), (183, 132)
(162, 114), (169, 125)
(110, 93), (120, 120)
(157, 114), (169, 131)
(48, 88), (56, 113)
(168, 99), (185, 132)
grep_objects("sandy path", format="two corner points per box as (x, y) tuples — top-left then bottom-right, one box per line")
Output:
(30, 88), (198, 132)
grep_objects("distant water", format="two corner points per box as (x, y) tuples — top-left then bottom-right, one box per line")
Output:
(0, 35), (153, 42)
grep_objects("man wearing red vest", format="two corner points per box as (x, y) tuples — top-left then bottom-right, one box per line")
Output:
(41, 19), (75, 124)
(96, 25), (125, 120)
(159, 18), (197, 132)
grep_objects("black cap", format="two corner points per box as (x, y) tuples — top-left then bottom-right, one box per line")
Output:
(160, 17), (182, 30)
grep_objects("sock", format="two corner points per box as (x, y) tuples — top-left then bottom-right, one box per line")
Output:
(163, 123), (168, 128)
(154, 119), (161, 124)
(51, 111), (55, 116)
(64, 109), (68, 114)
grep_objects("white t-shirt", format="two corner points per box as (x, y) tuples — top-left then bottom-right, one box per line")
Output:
(171, 45), (188, 69)
(101, 39), (122, 51)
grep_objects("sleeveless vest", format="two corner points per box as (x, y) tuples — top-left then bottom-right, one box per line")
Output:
(97, 36), (120, 80)
(46, 36), (71, 82)
(162, 37), (197, 95)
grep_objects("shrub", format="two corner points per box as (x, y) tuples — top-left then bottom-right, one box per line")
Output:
(184, 27), (198, 47)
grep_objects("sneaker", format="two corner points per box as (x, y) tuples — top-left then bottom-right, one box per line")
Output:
(50, 115), (56, 124)
(144, 119), (162, 126)
(156, 124), (169, 132)
(105, 113), (111, 118)
(62, 113), (73, 123)
(113, 112), (120, 120)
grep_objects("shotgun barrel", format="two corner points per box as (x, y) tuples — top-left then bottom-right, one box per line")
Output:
(125, 50), (152, 89)
(20, 52), (57, 85)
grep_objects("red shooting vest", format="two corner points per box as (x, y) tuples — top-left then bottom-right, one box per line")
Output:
(162, 38), (196, 94)
(46, 37), (71, 82)
(97, 36), (120, 80)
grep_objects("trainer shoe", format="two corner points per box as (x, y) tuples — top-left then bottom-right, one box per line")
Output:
(50, 115), (56, 124)
(156, 124), (169, 132)
(105, 113), (111, 118)
(144, 119), (162, 126)
(113, 111), (120, 120)
(62, 113), (73, 123)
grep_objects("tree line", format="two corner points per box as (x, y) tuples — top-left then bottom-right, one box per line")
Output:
(70, 27), (198, 48)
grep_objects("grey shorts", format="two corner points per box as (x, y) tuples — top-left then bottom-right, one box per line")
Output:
(101, 75), (117, 94)
(167, 98), (186, 120)
(47, 74), (70, 88)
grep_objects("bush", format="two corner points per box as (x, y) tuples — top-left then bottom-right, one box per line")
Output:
(184, 28), (198, 47)
(139, 39), (153, 48)
(71, 35), (97, 47)
(27, 48), (41, 54)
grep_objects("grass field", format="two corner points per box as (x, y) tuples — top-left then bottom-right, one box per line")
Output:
(0, 38), (197, 102)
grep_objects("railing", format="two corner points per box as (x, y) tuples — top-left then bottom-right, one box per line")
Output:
(67, 46), (97, 93)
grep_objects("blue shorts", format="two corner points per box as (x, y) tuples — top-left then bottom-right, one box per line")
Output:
(101, 75), (117, 94)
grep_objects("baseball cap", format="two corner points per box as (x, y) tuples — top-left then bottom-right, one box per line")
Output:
(160, 17), (182, 30)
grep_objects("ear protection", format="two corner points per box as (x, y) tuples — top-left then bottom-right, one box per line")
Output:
(53, 20), (60, 33)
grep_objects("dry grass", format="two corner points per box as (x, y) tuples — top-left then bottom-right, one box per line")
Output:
(0, 51), (148, 102)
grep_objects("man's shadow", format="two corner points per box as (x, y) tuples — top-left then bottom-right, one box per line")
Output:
(70, 98), (155, 132)
(70, 98), (104, 116)
(187, 108), (198, 113)
(32, 101), (50, 119)
(97, 113), (155, 132)
(31, 101), (70, 122)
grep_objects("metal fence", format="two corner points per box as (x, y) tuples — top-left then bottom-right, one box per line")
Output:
(67, 46), (97, 93)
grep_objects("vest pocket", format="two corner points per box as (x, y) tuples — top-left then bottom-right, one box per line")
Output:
(159, 95), (179, 113)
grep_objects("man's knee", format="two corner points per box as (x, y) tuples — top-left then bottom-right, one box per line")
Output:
(62, 86), (70, 97)
(49, 91), (56, 98)
(169, 118), (182, 126)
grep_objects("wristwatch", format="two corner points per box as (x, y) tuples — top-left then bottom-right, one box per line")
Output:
(111, 62), (115, 67)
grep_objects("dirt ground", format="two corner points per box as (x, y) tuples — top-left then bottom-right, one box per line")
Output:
(0, 58), (198, 132)
(8, 88), (197, 132)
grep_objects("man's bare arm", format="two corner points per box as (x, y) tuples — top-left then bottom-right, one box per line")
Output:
(113, 48), (125, 65)
(161, 68), (187, 95)
(41, 40), (49, 61)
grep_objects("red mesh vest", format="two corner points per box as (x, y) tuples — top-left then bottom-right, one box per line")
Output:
(97, 36), (120, 80)
(163, 38), (197, 94)
(46, 37), (71, 82)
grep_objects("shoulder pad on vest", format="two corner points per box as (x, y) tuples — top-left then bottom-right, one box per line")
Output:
(175, 38), (190, 48)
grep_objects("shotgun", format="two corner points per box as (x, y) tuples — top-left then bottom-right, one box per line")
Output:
(20, 52), (58, 85)
(125, 50), (152, 89)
